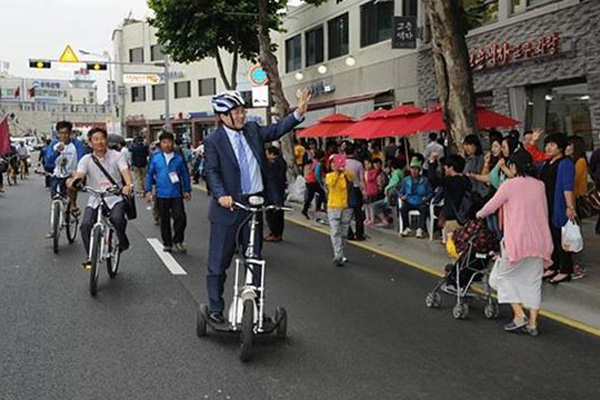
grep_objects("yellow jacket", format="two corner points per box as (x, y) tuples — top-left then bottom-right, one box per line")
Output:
(325, 170), (355, 209)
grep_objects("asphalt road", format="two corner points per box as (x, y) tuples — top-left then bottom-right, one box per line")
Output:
(1, 174), (599, 400)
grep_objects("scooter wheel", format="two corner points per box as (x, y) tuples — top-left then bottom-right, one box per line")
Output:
(197, 304), (208, 338)
(240, 299), (254, 362)
(275, 307), (287, 340)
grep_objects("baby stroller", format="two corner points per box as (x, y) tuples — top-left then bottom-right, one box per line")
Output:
(425, 219), (500, 320)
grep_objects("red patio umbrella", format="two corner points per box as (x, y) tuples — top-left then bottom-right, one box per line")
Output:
(404, 104), (520, 133)
(343, 108), (391, 139)
(345, 106), (424, 139)
(297, 113), (356, 138)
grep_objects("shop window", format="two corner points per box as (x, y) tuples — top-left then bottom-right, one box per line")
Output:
(403, 0), (418, 18)
(152, 84), (165, 101)
(328, 13), (349, 60)
(305, 25), (324, 67)
(463, 0), (499, 31)
(132, 86), (146, 102)
(174, 81), (191, 99)
(129, 47), (144, 63)
(526, 80), (593, 150)
(151, 45), (165, 61)
(512, 0), (561, 14)
(285, 35), (302, 72)
(361, 0), (394, 48)
(198, 78), (216, 96)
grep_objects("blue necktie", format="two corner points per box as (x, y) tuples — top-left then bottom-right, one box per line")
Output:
(235, 133), (252, 194)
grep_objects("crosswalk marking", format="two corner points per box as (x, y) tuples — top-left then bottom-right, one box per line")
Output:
(147, 238), (188, 275)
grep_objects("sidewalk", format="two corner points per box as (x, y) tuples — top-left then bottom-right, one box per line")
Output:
(286, 204), (600, 335)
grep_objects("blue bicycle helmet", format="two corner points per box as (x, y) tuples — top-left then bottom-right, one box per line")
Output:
(211, 91), (246, 114)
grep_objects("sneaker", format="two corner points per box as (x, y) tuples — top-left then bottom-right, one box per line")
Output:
(572, 264), (586, 280)
(45, 232), (54, 239)
(416, 228), (425, 239)
(208, 312), (226, 325)
(82, 260), (92, 270)
(163, 246), (172, 252)
(401, 228), (412, 237)
(341, 257), (348, 264)
(332, 256), (343, 267)
(522, 325), (540, 337)
(504, 317), (529, 332)
(173, 243), (187, 253)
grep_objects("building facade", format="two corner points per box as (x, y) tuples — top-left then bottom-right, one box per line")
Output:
(111, 18), (267, 144)
(418, 0), (600, 149)
(276, 0), (423, 147)
(0, 75), (109, 137)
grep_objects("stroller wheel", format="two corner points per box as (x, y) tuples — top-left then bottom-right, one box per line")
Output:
(484, 299), (500, 319)
(452, 303), (469, 320)
(425, 292), (442, 308)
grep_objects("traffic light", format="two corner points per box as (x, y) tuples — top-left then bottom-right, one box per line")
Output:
(29, 59), (51, 69)
(86, 62), (107, 71)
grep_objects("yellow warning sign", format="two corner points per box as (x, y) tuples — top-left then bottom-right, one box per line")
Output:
(58, 45), (79, 63)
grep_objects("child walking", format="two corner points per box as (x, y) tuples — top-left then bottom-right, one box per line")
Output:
(325, 155), (355, 266)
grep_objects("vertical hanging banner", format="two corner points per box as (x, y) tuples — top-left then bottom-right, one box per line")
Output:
(392, 16), (417, 49)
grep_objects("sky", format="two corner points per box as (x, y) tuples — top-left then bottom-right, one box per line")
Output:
(0, 0), (151, 102)
(0, 0), (305, 102)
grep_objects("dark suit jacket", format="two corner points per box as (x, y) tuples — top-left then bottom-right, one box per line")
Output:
(204, 114), (301, 225)
(266, 156), (287, 206)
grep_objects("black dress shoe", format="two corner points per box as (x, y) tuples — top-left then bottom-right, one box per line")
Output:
(549, 274), (571, 285)
(209, 313), (226, 325)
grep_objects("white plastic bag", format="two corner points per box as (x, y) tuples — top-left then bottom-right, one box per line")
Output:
(561, 220), (584, 253)
(286, 175), (306, 204)
(488, 257), (500, 291)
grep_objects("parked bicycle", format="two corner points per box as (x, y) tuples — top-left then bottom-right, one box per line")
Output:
(82, 185), (122, 296)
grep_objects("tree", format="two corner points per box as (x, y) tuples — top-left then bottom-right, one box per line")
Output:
(148, 0), (274, 90)
(422, 0), (479, 152)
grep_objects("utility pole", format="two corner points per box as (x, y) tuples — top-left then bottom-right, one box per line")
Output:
(163, 57), (170, 123)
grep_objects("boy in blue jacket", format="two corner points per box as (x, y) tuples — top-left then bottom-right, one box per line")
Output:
(145, 131), (192, 253)
(399, 157), (431, 239)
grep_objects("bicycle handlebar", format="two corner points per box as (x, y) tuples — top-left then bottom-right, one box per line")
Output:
(233, 202), (292, 213)
(82, 186), (121, 197)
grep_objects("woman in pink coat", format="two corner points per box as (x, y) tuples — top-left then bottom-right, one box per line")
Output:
(476, 149), (553, 337)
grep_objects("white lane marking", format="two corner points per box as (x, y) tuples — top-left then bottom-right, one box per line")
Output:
(147, 238), (188, 275)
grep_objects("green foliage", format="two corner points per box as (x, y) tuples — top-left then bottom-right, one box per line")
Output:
(462, 0), (499, 32)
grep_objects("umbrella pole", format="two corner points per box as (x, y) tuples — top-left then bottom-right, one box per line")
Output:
(404, 137), (409, 162)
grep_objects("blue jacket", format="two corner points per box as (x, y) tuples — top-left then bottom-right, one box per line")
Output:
(204, 114), (302, 226)
(399, 175), (431, 207)
(145, 151), (191, 198)
(45, 138), (86, 169)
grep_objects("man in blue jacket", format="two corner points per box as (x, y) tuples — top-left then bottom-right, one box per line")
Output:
(204, 89), (311, 323)
(145, 131), (192, 253)
(399, 157), (431, 239)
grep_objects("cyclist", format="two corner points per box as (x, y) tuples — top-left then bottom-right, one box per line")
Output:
(68, 128), (133, 268)
(203, 88), (311, 324)
(16, 141), (30, 175)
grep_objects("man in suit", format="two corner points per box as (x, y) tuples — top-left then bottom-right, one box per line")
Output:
(204, 89), (311, 323)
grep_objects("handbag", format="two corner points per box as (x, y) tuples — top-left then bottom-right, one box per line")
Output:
(91, 155), (137, 220)
(583, 186), (600, 215)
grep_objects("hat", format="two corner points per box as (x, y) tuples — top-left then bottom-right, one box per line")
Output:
(333, 154), (347, 170)
(410, 157), (422, 169)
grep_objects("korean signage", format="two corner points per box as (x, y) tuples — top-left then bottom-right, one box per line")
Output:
(123, 74), (161, 85)
(470, 32), (561, 71)
(392, 16), (417, 49)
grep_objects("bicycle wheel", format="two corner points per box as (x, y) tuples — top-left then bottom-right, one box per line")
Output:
(89, 227), (102, 296)
(106, 229), (120, 278)
(65, 206), (78, 244)
(240, 299), (254, 362)
(52, 202), (60, 254)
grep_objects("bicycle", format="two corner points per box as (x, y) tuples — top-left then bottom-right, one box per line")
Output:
(82, 186), (122, 297)
(5, 156), (18, 186)
(197, 195), (292, 362)
(39, 170), (79, 254)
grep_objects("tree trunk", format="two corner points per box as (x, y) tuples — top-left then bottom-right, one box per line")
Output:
(231, 45), (239, 90)
(256, 0), (297, 180)
(215, 48), (232, 90)
(422, 0), (478, 154)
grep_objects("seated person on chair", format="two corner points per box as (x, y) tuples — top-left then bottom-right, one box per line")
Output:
(399, 157), (431, 239)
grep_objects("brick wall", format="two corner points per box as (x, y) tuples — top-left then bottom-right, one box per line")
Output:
(418, 0), (600, 145)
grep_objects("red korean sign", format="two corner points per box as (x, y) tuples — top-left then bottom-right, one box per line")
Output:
(469, 32), (561, 71)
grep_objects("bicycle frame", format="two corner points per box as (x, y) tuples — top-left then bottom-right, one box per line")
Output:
(88, 200), (116, 264)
